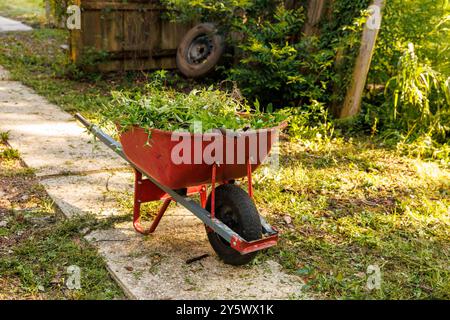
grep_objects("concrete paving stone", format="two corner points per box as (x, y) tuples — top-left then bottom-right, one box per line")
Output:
(0, 81), (127, 176)
(0, 16), (32, 32)
(42, 170), (306, 300)
(86, 210), (307, 300)
(40, 171), (134, 218)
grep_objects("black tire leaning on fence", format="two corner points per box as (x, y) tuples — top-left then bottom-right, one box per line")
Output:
(176, 23), (225, 79)
(205, 184), (262, 265)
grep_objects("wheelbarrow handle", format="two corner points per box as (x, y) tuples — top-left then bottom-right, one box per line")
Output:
(75, 113), (128, 163)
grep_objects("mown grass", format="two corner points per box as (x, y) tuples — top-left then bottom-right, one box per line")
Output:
(0, 215), (126, 299)
(0, 136), (125, 299)
(0, 29), (111, 118)
(255, 138), (450, 299)
(0, 0), (45, 26)
(0, 29), (449, 300)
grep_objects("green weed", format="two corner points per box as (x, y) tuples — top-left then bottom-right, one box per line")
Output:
(0, 131), (9, 143)
(0, 148), (20, 160)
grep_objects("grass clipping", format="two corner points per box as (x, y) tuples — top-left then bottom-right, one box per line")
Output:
(101, 85), (288, 134)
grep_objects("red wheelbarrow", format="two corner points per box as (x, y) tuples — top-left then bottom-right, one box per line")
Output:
(75, 114), (284, 265)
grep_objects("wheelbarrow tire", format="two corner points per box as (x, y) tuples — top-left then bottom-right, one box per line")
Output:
(205, 184), (262, 266)
(176, 23), (225, 79)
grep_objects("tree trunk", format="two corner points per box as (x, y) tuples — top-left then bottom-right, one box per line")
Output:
(303, 0), (328, 37)
(44, 0), (52, 26)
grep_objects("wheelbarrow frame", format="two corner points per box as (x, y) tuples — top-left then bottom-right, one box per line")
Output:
(75, 114), (278, 255)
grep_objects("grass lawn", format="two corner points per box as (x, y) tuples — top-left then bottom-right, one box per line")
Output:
(256, 139), (449, 299)
(0, 136), (125, 299)
(0, 0), (45, 26)
(0, 28), (449, 300)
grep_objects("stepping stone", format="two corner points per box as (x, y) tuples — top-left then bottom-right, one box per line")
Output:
(0, 81), (127, 177)
(0, 16), (32, 32)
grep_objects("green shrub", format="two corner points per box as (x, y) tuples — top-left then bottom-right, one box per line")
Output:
(0, 131), (9, 143)
(163, 0), (370, 108)
(287, 100), (335, 142)
(227, 5), (335, 107)
(0, 148), (20, 160)
(359, 43), (450, 163)
(383, 44), (449, 161)
(385, 44), (449, 128)
(370, 0), (450, 83)
(344, 0), (450, 163)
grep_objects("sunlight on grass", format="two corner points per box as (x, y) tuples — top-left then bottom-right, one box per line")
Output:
(0, 0), (45, 25)
(255, 138), (449, 299)
(415, 161), (450, 182)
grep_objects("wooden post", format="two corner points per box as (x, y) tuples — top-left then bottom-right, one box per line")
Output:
(339, 0), (385, 118)
(70, 0), (82, 64)
(303, 0), (328, 37)
(44, 0), (52, 26)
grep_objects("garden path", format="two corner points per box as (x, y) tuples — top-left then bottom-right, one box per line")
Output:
(0, 16), (32, 32)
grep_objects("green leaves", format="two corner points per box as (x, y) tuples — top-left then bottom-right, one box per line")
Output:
(162, 0), (372, 109)
(101, 83), (288, 134)
(385, 43), (449, 139)
(226, 4), (312, 105)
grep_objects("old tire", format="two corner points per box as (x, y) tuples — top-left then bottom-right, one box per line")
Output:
(205, 184), (262, 265)
(176, 23), (225, 78)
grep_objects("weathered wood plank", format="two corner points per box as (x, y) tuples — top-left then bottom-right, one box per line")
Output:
(160, 20), (193, 50)
(124, 11), (145, 51)
(102, 10), (124, 52)
(81, 0), (162, 10)
(146, 9), (161, 55)
(82, 11), (102, 50)
(108, 49), (177, 60)
(70, 0), (198, 71)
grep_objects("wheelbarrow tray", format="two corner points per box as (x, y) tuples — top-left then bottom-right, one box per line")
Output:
(119, 125), (283, 190)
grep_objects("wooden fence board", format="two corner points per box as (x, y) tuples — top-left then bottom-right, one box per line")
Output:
(71, 0), (192, 72)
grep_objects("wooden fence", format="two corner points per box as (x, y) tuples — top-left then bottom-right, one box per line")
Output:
(70, 0), (193, 72)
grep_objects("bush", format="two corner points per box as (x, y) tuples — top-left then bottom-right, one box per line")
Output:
(287, 100), (335, 142)
(380, 44), (449, 162)
(163, 0), (370, 108)
(161, 1), (450, 163)
(227, 5), (335, 107)
(359, 0), (450, 163)
(370, 0), (450, 83)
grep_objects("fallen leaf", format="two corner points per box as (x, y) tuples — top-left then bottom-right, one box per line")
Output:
(283, 215), (292, 225)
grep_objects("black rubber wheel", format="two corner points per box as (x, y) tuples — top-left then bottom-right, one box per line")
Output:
(205, 184), (262, 265)
(176, 23), (225, 78)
